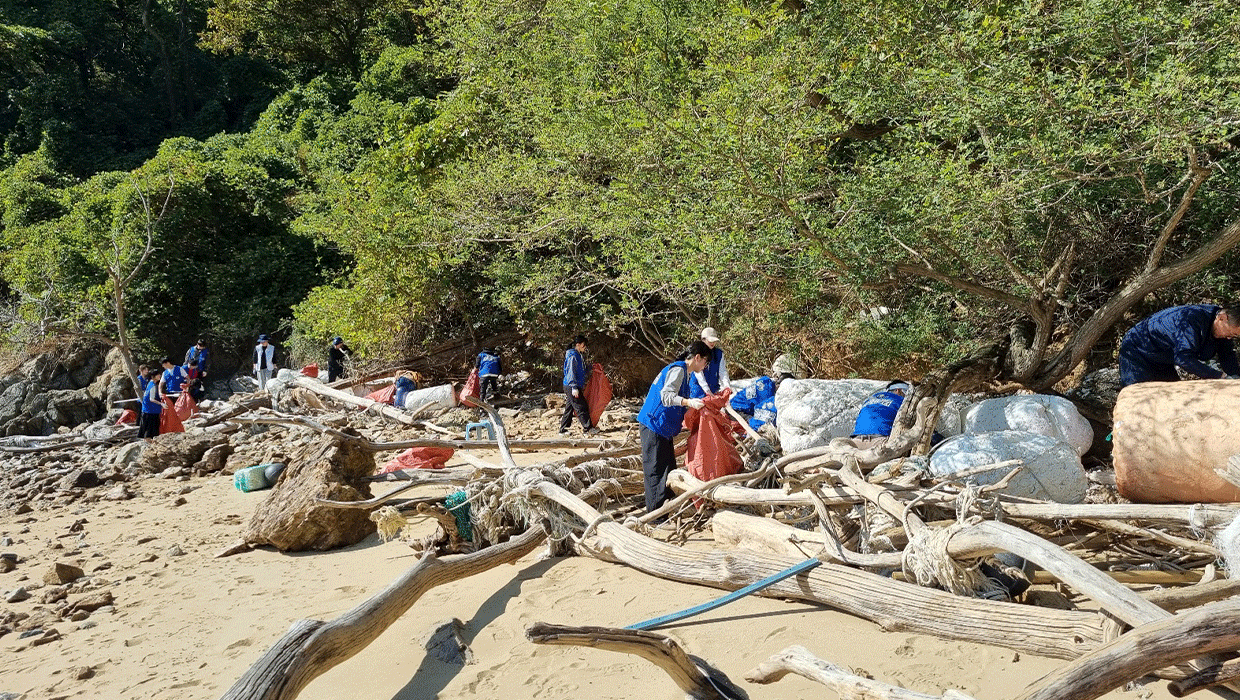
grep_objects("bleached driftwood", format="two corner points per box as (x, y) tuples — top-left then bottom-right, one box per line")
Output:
(1170, 658), (1240, 697)
(711, 509), (901, 568)
(515, 473), (1105, 660)
(526, 623), (747, 700)
(745, 644), (978, 699)
(290, 374), (422, 425)
(1145, 579), (1240, 612)
(219, 524), (547, 700)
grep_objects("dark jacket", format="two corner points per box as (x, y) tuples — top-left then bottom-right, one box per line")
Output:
(1121, 304), (1240, 378)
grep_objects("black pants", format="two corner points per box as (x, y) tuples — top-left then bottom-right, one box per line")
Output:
(138, 411), (161, 439)
(560, 386), (592, 431)
(480, 376), (499, 402)
(641, 425), (676, 512)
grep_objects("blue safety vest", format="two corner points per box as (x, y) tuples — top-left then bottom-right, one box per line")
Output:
(689, 347), (725, 399)
(637, 361), (691, 439)
(563, 348), (585, 388)
(852, 390), (903, 437)
(478, 351), (501, 377)
(162, 365), (187, 394)
(141, 377), (163, 414)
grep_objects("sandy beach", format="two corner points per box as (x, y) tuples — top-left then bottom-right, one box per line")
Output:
(0, 441), (1181, 700)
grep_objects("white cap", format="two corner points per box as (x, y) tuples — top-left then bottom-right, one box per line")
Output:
(700, 327), (720, 344)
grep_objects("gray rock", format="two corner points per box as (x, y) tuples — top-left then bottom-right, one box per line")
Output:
(4, 587), (29, 603)
(421, 618), (474, 665)
(43, 562), (85, 585)
(102, 484), (133, 501)
(58, 469), (101, 491)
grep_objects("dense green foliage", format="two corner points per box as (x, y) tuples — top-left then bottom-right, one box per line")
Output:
(3, 0), (1240, 382)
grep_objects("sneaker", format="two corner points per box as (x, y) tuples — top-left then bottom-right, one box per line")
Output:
(557, 428), (568, 436)
(586, 427), (601, 436)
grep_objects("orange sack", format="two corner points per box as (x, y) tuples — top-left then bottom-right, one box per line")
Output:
(174, 391), (197, 421)
(159, 397), (185, 434)
(585, 362), (613, 427)
(300, 363), (319, 378)
(460, 367), (481, 405)
(1114, 380), (1240, 503)
(362, 384), (397, 405)
(378, 446), (455, 474)
(115, 408), (137, 425)
(683, 390), (742, 482)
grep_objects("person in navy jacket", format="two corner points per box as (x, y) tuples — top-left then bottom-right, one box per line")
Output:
(476, 348), (503, 402)
(1119, 304), (1240, 386)
(559, 335), (597, 435)
(637, 340), (711, 512)
(688, 326), (730, 399)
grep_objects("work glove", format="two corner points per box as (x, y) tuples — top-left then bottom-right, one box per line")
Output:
(684, 398), (705, 410)
(571, 388), (580, 398)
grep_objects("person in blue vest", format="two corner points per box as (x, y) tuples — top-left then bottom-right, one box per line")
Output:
(638, 341), (711, 512)
(393, 373), (418, 408)
(560, 335), (598, 435)
(159, 357), (188, 397)
(1119, 303), (1240, 386)
(137, 365), (162, 441)
(476, 348), (503, 402)
(850, 381), (911, 449)
(688, 327), (730, 399)
(184, 339), (209, 378)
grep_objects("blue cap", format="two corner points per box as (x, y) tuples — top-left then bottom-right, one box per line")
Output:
(332, 336), (343, 345)
(258, 334), (270, 341)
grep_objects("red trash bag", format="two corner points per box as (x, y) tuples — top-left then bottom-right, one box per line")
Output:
(300, 363), (319, 378)
(115, 408), (138, 425)
(174, 391), (197, 421)
(683, 390), (742, 482)
(363, 384), (397, 405)
(460, 367), (480, 405)
(378, 446), (455, 474)
(585, 362), (613, 427)
(159, 397), (185, 434)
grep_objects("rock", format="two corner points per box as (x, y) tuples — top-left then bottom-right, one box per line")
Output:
(170, 497), (187, 507)
(17, 628), (43, 639)
(29, 627), (60, 646)
(159, 466), (187, 479)
(137, 431), (228, 474)
(102, 484), (133, 501)
(43, 562), (85, 585)
(13, 503), (32, 515)
(0, 536), (11, 546)
(195, 443), (233, 474)
(69, 610), (89, 622)
(498, 407), (519, 418)
(57, 468), (101, 490)
(0, 558), (14, 574)
(930, 431), (1088, 503)
(66, 590), (113, 614)
(421, 618), (474, 665)
(242, 431), (376, 552)
(166, 544), (184, 557)
(963, 395), (1093, 456)
(72, 665), (95, 680)
(111, 441), (145, 467)
(4, 587), (29, 603)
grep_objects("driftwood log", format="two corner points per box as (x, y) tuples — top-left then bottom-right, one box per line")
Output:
(220, 524), (547, 700)
(745, 644), (978, 699)
(526, 623), (748, 700)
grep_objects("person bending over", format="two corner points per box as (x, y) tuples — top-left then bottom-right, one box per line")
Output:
(1119, 303), (1240, 386)
(637, 341), (710, 512)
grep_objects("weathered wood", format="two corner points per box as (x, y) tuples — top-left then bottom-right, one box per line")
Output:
(1014, 600), (1240, 700)
(1079, 519), (1221, 557)
(290, 374), (424, 425)
(745, 644), (978, 699)
(526, 623), (747, 700)
(219, 525), (547, 700)
(1145, 579), (1240, 612)
(1170, 658), (1240, 697)
(461, 396), (516, 468)
(710, 509), (902, 568)
(518, 474), (1105, 660)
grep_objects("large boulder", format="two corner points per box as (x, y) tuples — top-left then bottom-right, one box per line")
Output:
(243, 431), (376, 551)
(962, 395), (1093, 456)
(929, 431), (1088, 503)
(774, 379), (972, 454)
(138, 431), (230, 474)
(0, 340), (122, 436)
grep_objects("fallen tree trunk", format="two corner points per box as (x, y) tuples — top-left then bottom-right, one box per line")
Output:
(1170, 658), (1240, 697)
(517, 474), (1105, 660)
(219, 524), (547, 700)
(526, 623), (747, 700)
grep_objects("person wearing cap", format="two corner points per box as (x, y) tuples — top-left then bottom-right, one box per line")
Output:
(136, 365), (162, 441)
(476, 347), (503, 402)
(184, 339), (210, 378)
(689, 327), (730, 399)
(638, 340), (711, 512)
(560, 335), (597, 435)
(328, 336), (352, 383)
(253, 334), (278, 390)
(1119, 303), (1240, 386)
(849, 380), (912, 449)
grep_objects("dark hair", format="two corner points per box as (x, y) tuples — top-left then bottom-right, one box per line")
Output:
(1220, 304), (1240, 323)
(685, 340), (712, 360)
(160, 357), (174, 365)
(188, 359), (199, 367)
(196, 338), (206, 346)
(571, 335), (587, 347)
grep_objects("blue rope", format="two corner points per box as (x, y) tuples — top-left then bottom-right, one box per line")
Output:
(625, 557), (821, 631)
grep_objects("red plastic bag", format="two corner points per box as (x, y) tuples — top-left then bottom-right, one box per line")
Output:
(585, 362), (613, 427)
(460, 367), (480, 405)
(174, 391), (197, 421)
(378, 446), (455, 474)
(363, 384), (397, 405)
(159, 397), (185, 434)
(300, 363), (319, 378)
(115, 408), (137, 425)
(683, 390), (742, 482)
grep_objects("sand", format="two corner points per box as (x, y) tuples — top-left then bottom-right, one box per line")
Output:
(1, 446), (1179, 700)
